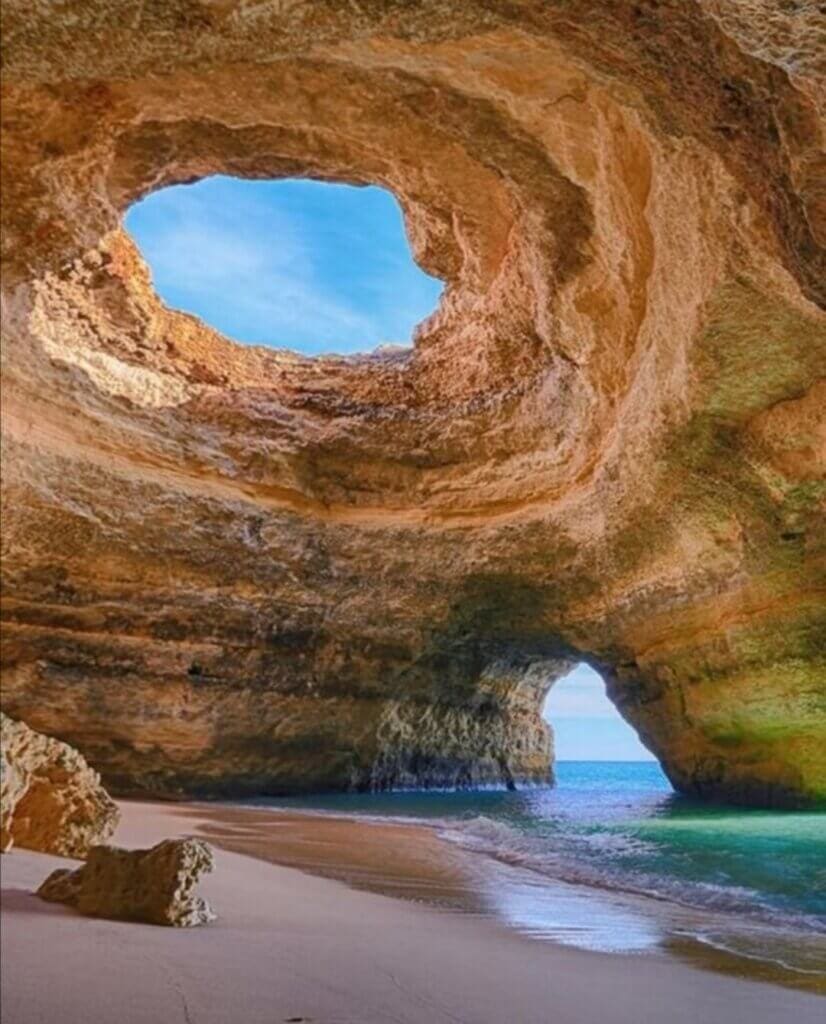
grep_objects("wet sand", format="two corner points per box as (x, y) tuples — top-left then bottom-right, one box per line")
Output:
(180, 802), (489, 911)
(188, 801), (826, 995)
(2, 799), (824, 1024)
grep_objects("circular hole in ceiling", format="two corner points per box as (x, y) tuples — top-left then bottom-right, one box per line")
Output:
(125, 175), (444, 357)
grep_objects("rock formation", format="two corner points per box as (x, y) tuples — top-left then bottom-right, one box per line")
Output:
(0, 2), (823, 806)
(0, 713), (120, 856)
(37, 837), (216, 926)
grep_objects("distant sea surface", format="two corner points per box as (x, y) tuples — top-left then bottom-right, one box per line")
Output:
(241, 762), (826, 983)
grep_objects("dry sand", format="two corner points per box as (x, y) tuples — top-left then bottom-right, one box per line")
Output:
(1, 800), (823, 1024)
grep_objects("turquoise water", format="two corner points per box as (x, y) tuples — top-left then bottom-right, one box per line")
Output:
(249, 762), (826, 972)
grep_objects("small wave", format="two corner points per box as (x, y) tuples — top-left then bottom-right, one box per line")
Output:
(437, 815), (826, 936)
(232, 797), (826, 944)
(689, 930), (826, 977)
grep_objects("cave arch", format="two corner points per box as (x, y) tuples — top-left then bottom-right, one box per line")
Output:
(1, 2), (824, 808)
(542, 663), (655, 764)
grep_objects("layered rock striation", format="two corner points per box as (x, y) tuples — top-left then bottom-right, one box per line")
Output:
(1, 2), (824, 806)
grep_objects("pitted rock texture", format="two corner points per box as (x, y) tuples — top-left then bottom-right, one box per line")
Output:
(1, 2), (824, 807)
(0, 713), (120, 856)
(37, 837), (216, 927)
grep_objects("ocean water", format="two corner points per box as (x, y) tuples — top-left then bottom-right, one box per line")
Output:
(246, 762), (826, 979)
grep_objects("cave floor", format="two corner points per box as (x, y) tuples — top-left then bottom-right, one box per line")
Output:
(1, 800), (823, 1024)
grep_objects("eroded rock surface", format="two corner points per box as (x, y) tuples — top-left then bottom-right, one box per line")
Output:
(38, 837), (216, 926)
(1, 2), (824, 806)
(0, 713), (120, 855)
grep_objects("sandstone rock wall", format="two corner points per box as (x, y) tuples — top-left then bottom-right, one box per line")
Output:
(0, 713), (120, 855)
(1, 2), (824, 805)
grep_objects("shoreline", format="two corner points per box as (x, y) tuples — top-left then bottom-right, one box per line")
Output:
(185, 799), (826, 993)
(3, 799), (824, 1024)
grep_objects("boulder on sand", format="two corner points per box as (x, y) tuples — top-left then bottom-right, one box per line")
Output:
(38, 837), (217, 927)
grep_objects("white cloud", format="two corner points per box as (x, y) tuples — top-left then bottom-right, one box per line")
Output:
(125, 177), (441, 355)
(544, 663), (655, 761)
(544, 663), (615, 719)
(127, 180), (383, 352)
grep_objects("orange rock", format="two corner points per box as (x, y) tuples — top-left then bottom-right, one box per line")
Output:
(0, 714), (119, 856)
(38, 837), (216, 927)
(0, 2), (823, 807)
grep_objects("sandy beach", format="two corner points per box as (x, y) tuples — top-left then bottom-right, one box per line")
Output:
(1, 799), (823, 1024)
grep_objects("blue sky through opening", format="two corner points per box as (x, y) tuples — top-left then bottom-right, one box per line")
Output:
(125, 176), (443, 355)
(544, 664), (655, 761)
(128, 178), (650, 760)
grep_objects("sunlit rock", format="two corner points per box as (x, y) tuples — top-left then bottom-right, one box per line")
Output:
(1, 1), (823, 807)
(0, 714), (119, 856)
(38, 837), (216, 927)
